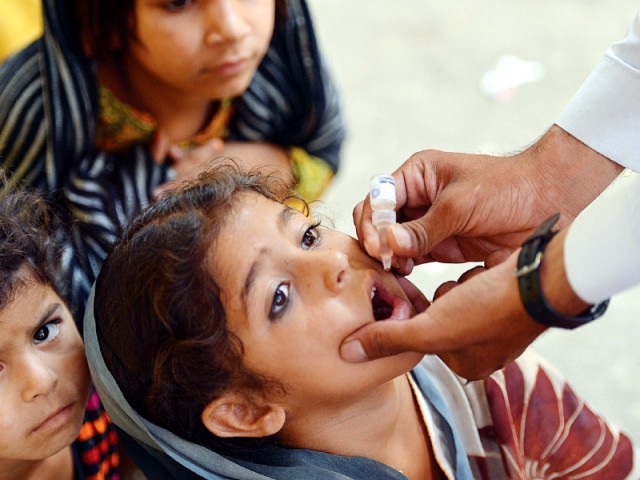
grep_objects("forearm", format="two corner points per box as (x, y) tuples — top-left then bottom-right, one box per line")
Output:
(220, 141), (293, 182)
(520, 125), (623, 227)
(220, 141), (337, 200)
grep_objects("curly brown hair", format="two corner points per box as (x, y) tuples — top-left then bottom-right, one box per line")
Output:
(94, 163), (299, 453)
(0, 182), (68, 312)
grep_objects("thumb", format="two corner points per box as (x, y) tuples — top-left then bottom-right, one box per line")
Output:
(340, 312), (442, 362)
(389, 202), (459, 257)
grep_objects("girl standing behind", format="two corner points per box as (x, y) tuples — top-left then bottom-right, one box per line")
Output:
(0, 0), (344, 316)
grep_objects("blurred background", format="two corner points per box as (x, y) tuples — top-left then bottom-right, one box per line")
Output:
(308, 0), (640, 443)
(0, 0), (41, 62)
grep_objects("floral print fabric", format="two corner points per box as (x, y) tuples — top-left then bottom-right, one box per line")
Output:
(466, 355), (636, 479)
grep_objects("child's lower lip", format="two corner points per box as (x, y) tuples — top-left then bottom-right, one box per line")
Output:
(33, 403), (75, 432)
(207, 59), (248, 77)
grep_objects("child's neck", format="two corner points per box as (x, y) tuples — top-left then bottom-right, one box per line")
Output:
(0, 445), (74, 480)
(97, 60), (214, 143)
(279, 375), (445, 480)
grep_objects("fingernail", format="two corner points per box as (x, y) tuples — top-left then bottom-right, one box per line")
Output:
(340, 339), (368, 363)
(392, 226), (412, 249)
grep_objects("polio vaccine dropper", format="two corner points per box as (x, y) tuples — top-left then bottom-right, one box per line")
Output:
(369, 174), (396, 270)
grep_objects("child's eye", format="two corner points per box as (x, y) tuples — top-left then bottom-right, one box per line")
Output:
(163, 0), (193, 11)
(301, 223), (321, 250)
(33, 321), (61, 345)
(269, 283), (290, 320)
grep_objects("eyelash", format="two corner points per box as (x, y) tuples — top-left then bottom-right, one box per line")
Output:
(33, 319), (61, 345)
(268, 222), (323, 320)
(163, 0), (193, 12)
(301, 221), (322, 249)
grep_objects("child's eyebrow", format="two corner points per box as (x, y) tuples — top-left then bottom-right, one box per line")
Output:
(35, 303), (62, 329)
(240, 206), (296, 307)
(0, 303), (60, 352)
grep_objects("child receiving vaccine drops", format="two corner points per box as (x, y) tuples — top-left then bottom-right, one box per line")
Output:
(0, 185), (120, 479)
(86, 164), (638, 479)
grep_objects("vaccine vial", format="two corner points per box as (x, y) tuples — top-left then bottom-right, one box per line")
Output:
(369, 174), (396, 270)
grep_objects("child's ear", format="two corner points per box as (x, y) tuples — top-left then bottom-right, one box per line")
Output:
(202, 393), (286, 438)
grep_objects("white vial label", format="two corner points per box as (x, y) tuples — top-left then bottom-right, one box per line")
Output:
(370, 175), (396, 211)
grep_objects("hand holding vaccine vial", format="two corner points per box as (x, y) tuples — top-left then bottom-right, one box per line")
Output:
(369, 175), (396, 270)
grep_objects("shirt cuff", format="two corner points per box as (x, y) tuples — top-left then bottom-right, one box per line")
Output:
(564, 170), (640, 303)
(556, 11), (640, 172)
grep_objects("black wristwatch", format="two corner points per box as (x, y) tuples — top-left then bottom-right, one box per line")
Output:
(515, 213), (609, 329)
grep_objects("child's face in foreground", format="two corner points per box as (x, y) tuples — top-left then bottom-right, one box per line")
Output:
(211, 194), (423, 413)
(128, 0), (276, 100)
(0, 279), (90, 464)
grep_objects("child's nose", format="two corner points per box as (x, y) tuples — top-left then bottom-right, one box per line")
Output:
(20, 354), (58, 401)
(204, 0), (252, 45)
(316, 249), (350, 294)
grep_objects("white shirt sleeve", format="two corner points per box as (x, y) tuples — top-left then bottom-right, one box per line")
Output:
(564, 170), (640, 303)
(556, 9), (640, 172)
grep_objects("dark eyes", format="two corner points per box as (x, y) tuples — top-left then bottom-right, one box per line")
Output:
(268, 222), (322, 320)
(34, 320), (61, 345)
(301, 222), (321, 249)
(269, 283), (290, 319)
(163, 0), (193, 12)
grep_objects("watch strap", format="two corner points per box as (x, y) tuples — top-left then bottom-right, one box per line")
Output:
(515, 213), (609, 329)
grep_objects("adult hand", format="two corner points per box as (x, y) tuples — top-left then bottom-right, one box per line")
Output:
(342, 249), (547, 379)
(354, 125), (622, 273)
(342, 227), (592, 379)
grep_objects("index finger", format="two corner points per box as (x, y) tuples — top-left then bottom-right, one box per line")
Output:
(352, 197), (379, 257)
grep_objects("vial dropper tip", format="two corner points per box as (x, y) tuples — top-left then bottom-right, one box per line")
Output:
(382, 255), (392, 271)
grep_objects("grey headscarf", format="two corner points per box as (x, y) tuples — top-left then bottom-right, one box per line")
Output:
(84, 287), (419, 480)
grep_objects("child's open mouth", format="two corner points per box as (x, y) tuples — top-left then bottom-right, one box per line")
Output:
(370, 282), (411, 321)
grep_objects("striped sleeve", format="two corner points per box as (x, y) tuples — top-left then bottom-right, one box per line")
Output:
(0, 38), (170, 321)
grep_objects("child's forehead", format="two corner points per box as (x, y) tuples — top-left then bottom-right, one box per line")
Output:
(230, 187), (309, 213)
(0, 267), (42, 304)
(0, 281), (47, 343)
(229, 191), (292, 214)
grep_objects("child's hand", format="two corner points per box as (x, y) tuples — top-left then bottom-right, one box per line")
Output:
(153, 137), (224, 198)
(149, 130), (171, 164)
